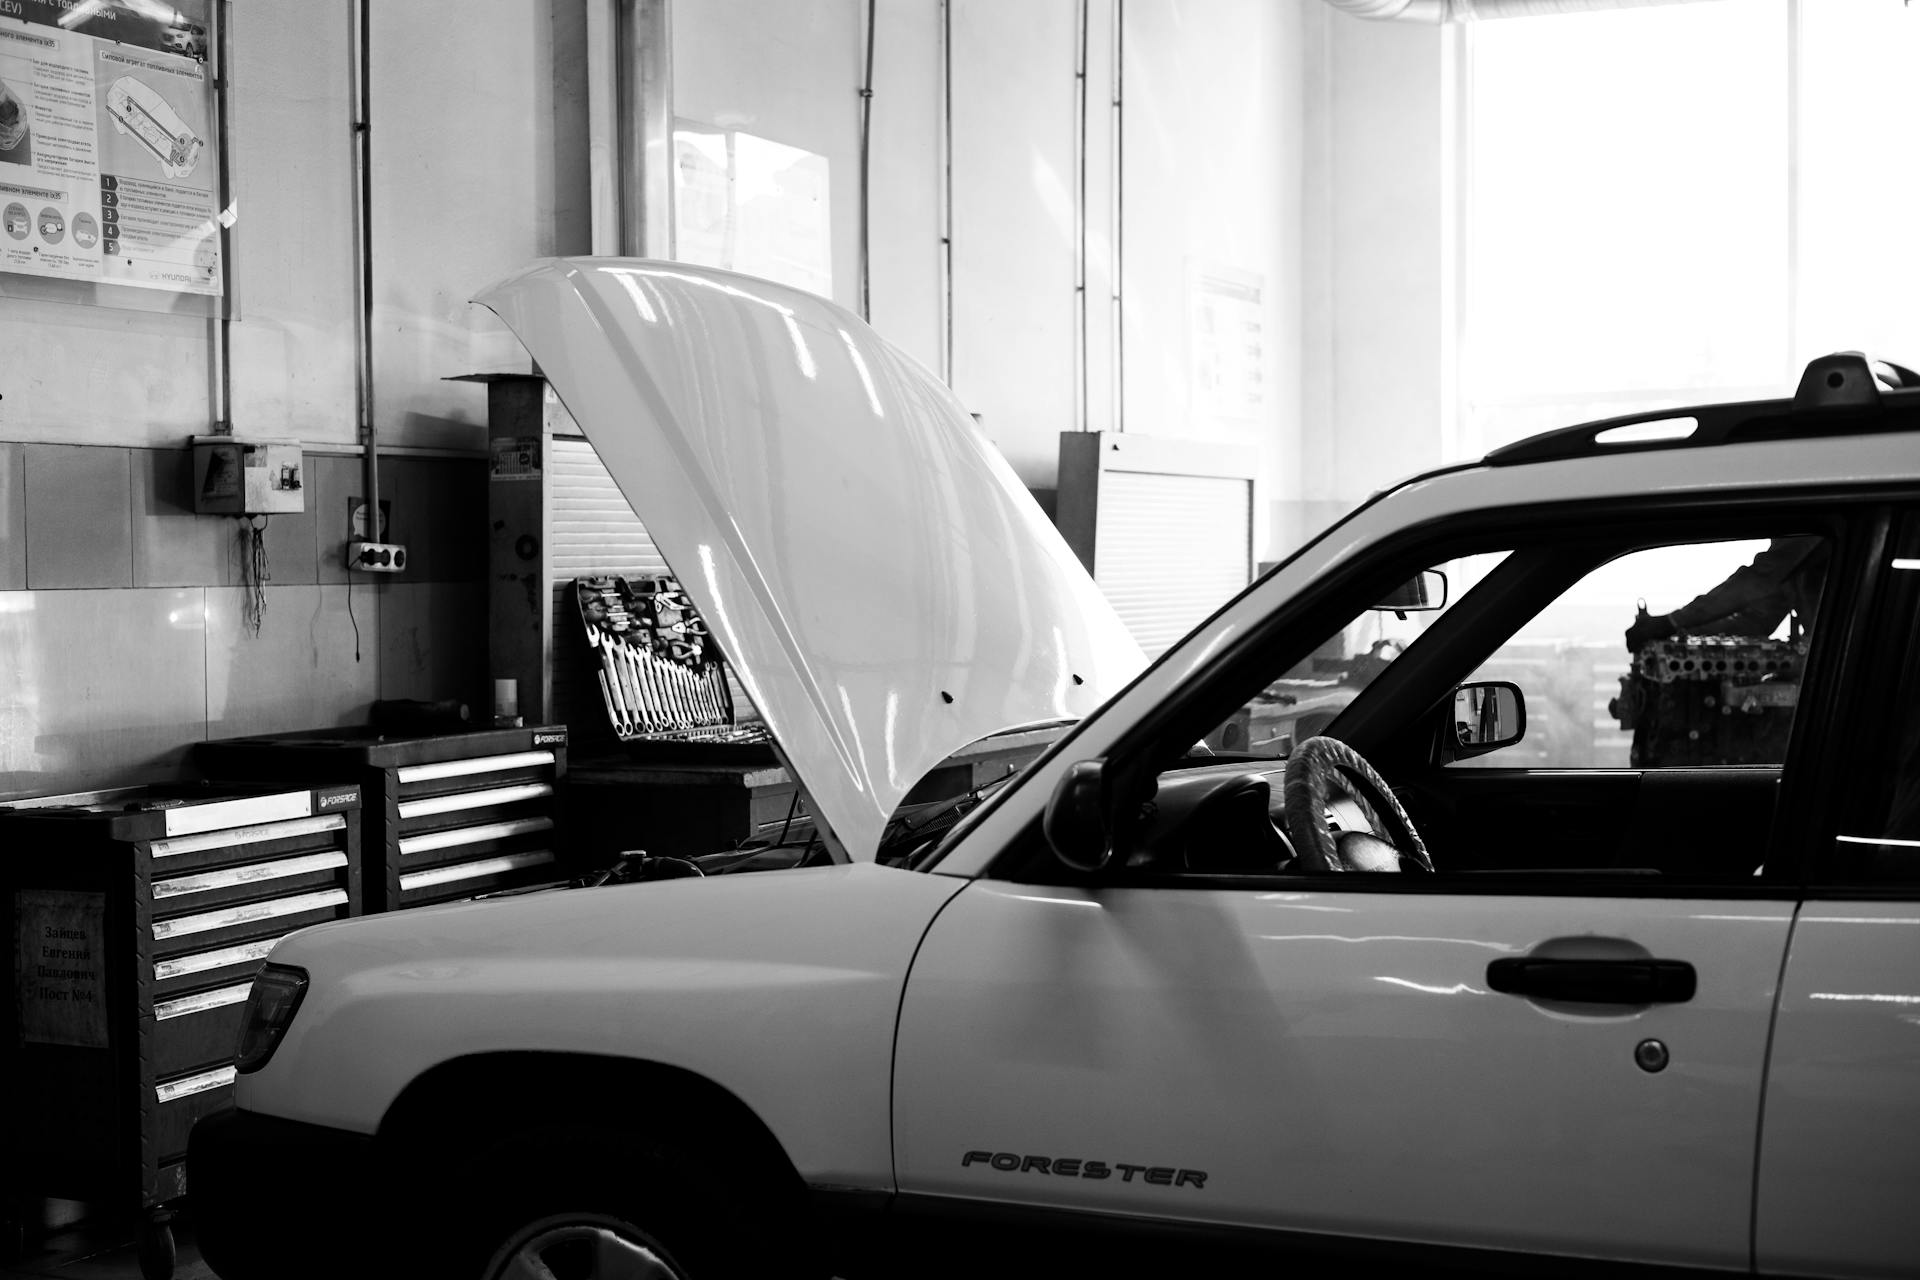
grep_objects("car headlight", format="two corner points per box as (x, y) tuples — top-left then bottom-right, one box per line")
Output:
(235, 963), (308, 1073)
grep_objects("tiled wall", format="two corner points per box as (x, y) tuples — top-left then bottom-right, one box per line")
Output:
(0, 443), (486, 801)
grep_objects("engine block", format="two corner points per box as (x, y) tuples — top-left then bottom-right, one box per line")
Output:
(1610, 635), (1806, 767)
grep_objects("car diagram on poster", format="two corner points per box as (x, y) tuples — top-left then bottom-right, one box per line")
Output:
(104, 76), (203, 181)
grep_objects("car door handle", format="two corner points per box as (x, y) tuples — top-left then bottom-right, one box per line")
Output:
(1486, 957), (1697, 1004)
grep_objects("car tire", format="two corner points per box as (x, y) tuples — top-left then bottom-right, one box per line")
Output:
(482, 1210), (692, 1280)
(434, 1122), (807, 1280)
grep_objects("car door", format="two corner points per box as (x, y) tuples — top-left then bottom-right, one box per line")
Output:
(893, 879), (1792, 1269)
(1756, 511), (1920, 1279)
(891, 512), (1868, 1272)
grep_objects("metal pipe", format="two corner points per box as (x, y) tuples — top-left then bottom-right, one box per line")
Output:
(1322, 0), (1717, 21)
(940, 0), (953, 386)
(352, 0), (378, 535)
(1073, 0), (1089, 433)
(1112, 0), (1124, 433)
(615, 0), (674, 258)
(210, 0), (233, 433)
(586, 0), (620, 254)
(1784, 0), (1801, 376)
(858, 0), (876, 321)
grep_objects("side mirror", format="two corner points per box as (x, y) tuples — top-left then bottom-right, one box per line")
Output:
(1043, 759), (1114, 872)
(1374, 569), (1448, 615)
(1449, 680), (1526, 759)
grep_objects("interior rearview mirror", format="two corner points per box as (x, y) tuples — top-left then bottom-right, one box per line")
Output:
(1044, 759), (1114, 873)
(1374, 569), (1448, 614)
(1450, 680), (1526, 758)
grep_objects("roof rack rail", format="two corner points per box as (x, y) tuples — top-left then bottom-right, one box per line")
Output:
(1484, 352), (1920, 467)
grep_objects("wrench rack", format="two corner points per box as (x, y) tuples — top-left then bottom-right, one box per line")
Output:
(573, 575), (773, 762)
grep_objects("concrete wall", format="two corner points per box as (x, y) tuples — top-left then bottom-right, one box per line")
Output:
(370, 0), (592, 448)
(0, 0), (1362, 797)
(865, 0), (946, 377)
(0, 1), (582, 798)
(1123, 0), (1306, 561)
(867, 0), (1309, 553)
(1295, 5), (1454, 551)
(0, 443), (485, 800)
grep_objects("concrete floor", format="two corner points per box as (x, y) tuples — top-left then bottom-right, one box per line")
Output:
(0, 1218), (213, 1280)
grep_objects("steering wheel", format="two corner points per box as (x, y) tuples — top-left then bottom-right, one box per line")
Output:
(1282, 737), (1433, 873)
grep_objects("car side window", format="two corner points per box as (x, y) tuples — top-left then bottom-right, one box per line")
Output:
(1200, 552), (1510, 758)
(1830, 536), (1920, 884)
(1105, 554), (1509, 878)
(1454, 537), (1828, 769)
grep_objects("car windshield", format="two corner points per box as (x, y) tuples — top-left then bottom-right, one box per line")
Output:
(1200, 552), (1511, 758)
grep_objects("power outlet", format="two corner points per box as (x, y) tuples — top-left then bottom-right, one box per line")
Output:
(348, 540), (408, 573)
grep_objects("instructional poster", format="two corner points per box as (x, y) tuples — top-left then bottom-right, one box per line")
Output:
(0, 0), (220, 295)
(1189, 263), (1266, 424)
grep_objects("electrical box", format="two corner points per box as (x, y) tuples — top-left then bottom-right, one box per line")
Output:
(191, 435), (305, 516)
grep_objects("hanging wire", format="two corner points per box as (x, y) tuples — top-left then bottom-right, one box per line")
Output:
(345, 572), (361, 661)
(240, 515), (271, 636)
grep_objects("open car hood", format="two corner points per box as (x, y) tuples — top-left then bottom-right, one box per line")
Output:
(476, 259), (1144, 860)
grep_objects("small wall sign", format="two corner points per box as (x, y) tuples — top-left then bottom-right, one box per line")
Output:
(13, 889), (110, 1049)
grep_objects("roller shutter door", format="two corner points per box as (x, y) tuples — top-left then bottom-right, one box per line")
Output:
(547, 438), (670, 731)
(1092, 470), (1252, 657)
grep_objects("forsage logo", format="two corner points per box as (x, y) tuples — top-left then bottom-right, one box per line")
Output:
(962, 1151), (1207, 1189)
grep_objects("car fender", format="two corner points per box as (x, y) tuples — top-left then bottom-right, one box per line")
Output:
(237, 862), (967, 1189)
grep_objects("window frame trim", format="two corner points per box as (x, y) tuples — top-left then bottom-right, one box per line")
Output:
(1803, 505), (1920, 897)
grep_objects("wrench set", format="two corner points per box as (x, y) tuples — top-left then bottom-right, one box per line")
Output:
(573, 576), (770, 749)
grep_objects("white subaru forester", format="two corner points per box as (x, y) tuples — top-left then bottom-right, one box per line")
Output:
(190, 260), (1920, 1280)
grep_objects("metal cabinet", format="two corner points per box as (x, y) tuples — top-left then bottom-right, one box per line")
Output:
(0, 783), (362, 1271)
(198, 725), (572, 912)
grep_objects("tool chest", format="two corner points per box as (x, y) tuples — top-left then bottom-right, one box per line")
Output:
(197, 725), (573, 913)
(0, 783), (362, 1265)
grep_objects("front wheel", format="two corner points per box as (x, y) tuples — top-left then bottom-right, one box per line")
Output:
(438, 1122), (812, 1280)
(484, 1212), (689, 1280)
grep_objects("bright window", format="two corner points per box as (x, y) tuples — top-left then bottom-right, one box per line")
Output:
(1462, 1), (1920, 457)
(1794, 2), (1920, 370)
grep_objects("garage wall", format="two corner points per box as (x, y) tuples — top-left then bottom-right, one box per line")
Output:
(673, 0), (864, 316)
(865, 0), (945, 377)
(946, 0), (1082, 489)
(226, 1), (358, 445)
(1294, 6), (1455, 551)
(0, 3), (350, 446)
(829, 0), (1308, 553)
(370, 0), (592, 448)
(1122, 0), (1306, 562)
(0, 0), (1340, 799)
(0, 0), (581, 799)
(0, 1), (589, 449)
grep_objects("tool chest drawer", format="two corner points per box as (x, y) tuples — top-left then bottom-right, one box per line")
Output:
(0, 783), (363, 1216)
(198, 724), (574, 912)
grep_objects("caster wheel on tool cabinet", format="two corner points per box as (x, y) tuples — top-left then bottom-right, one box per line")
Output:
(138, 1209), (176, 1280)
